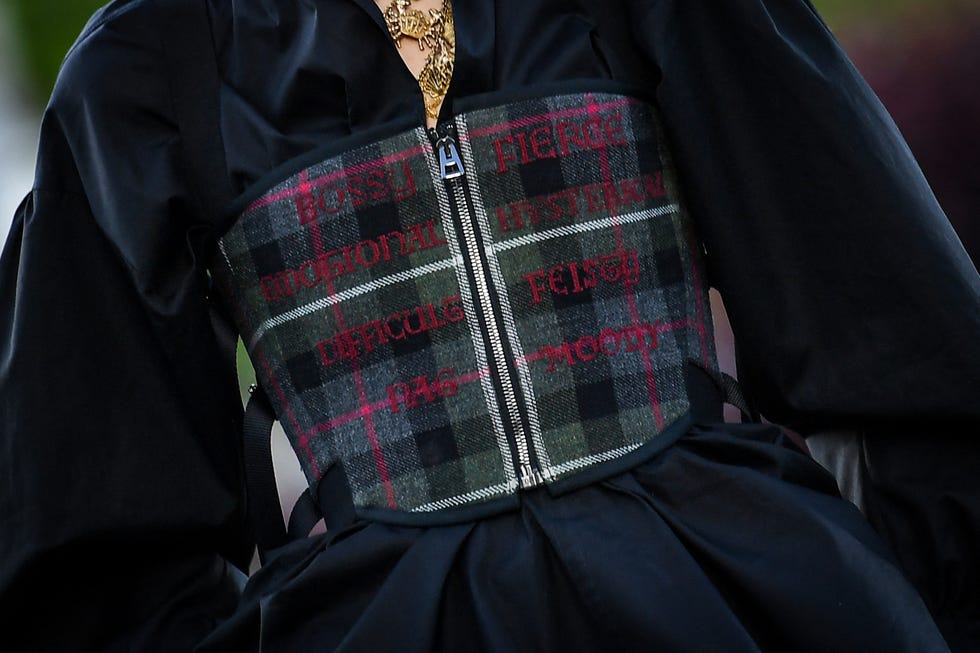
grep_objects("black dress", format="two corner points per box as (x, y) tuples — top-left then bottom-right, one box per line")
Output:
(0, 0), (977, 651)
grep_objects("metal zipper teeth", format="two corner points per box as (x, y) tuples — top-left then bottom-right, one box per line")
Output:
(449, 181), (541, 487)
(432, 126), (545, 489)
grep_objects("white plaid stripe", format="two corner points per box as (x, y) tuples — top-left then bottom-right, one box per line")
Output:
(247, 256), (462, 351)
(492, 205), (679, 253)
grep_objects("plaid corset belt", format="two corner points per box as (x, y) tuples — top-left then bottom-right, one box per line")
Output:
(213, 87), (720, 523)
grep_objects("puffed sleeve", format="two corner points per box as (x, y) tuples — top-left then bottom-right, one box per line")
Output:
(0, 3), (251, 650)
(629, 0), (980, 431)
(625, 1), (980, 647)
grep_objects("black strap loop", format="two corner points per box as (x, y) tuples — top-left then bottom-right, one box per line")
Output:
(684, 363), (725, 422)
(719, 371), (759, 423)
(685, 363), (758, 424)
(287, 490), (322, 540)
(243, 385), (288, 563)
(242, 387), (360, 560)
(316, 464), (358, 533)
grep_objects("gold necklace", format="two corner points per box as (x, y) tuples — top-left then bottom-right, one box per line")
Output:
(383, 0), (455, 121)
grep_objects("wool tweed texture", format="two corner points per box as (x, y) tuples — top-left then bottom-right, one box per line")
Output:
(213, 91), (719, 518)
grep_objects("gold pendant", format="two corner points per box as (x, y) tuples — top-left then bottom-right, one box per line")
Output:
(419, 57), (452, 97)
(385, 0), (440, 50)
(398, 10), (431, 42)
(383, 0), (455, 120)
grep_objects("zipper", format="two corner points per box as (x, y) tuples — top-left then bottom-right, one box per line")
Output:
(429, 122), (546, 489)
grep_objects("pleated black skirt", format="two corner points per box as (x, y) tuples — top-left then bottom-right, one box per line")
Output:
(199, 422), (949, 652)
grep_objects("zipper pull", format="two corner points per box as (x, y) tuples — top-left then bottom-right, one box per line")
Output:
(436, 135), (465, 180)
(519, 463), (545, 488)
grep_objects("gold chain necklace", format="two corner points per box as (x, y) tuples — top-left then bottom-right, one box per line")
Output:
(383, 0), (455, 121)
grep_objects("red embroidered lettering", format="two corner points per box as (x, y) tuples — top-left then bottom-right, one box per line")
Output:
(405, 223), (429, 252)
(620, 325), (649, 352)
(365, 168), (388, 200)
(524, 200), (542, 226)
(557, 121), (585, 156)
(535, 322), (659, 372)
(599, 253), (624, 283)
(601, 181), (624, 213)
(387, 230), (411, 256)
(388, 368), (458, 413)
(427, 220), (448, 247)
(403, 306), (426, 336)
(582, 184), (604, 213)
(622, 250), (641, 286)
(318, 185), (345, 215)
(618, 178), (645, 205)
(324, 246), (355, 279)
(496, 205), (525, 232)
(421, 302), (448, 331)
(435, 368), (458, 397)
(346, 175), (370, 208)
(358, 321), (388, 354)
(525, 270), (549, 305)
(542, 193), (566, 222)
(580, 259), (600, 289)
(598, 328), (620, 356)
(334, 331), (360, 361)
(548, 266), (568, 296)
(387, 382), (412, 413)
(273, 270), (301, 297)
(643, 172), (666, 198)
(292, 162), (418, 224)
(316, 295), (463, 369)
(295, 194), (319, 225)
(541, 342), (577, 372)
(491, 175), (663, 234)
(491, 110), (630, 174)
(411, 374), (437, 405)
(530, 126), (556, 160)
(259, 221), (448, 302)
(260, 276), (284, 302)
(298, 260), (321, 288)
(562, 188), (582, 218)
(605, 113), (627, 146)
(384, 313), (407, 340)
(524, 250), (641, 304)
(514, 132), (534, 165)
(354, 240), (381, 268)
(377, 233), (395, 261)
(316, 339), (338, 366)
(582, 116), (605, 149)
(442, 294), (465, 322)
(493, 135), (517, 174)
(392, 162), (416, 201)
(574, 335), (598, 362)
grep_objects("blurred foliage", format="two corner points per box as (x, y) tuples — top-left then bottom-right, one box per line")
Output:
(4, 0), (968, 104)
(5, 0), (106, 104)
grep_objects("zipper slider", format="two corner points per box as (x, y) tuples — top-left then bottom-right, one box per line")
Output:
(435, 134), (465, 180)
(519, 463), (545, 488)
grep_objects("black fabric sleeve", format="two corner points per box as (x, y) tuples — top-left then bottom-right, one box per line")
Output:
(0, 1), (251, 650)
(629, 0), (980, 432)
(626, 1), (980, 646)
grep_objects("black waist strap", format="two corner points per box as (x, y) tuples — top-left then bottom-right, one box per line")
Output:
(242, 384), (286, 564)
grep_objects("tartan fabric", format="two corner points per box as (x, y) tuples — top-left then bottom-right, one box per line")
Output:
(213, 91), (718, 516)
